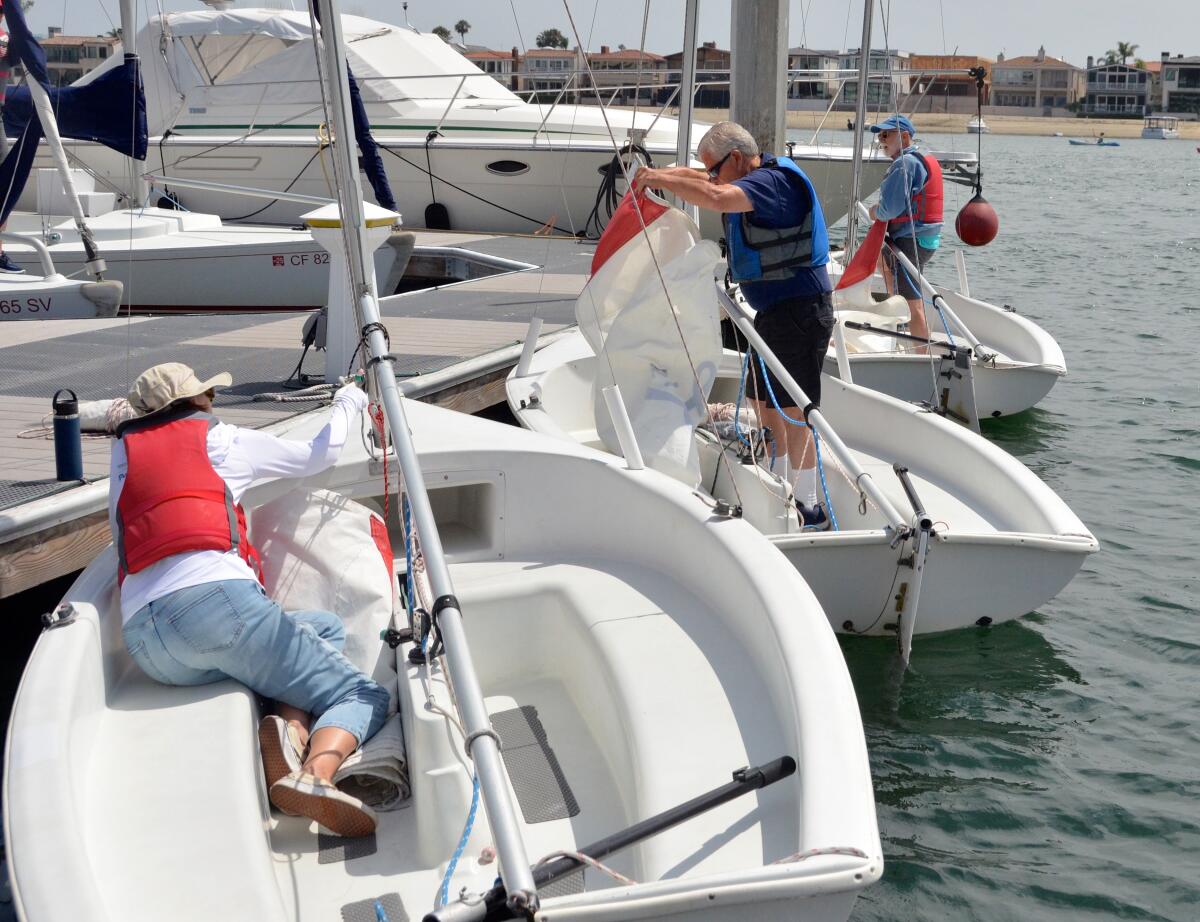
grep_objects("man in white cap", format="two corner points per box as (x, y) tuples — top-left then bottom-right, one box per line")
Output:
(867, 114), (944, 343)
(110, 362), (390, 837)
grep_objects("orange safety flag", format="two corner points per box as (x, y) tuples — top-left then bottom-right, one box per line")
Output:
(835, 219), (887, 290)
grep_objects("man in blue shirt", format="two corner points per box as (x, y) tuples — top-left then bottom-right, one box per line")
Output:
(867, 114), (944, 343)
(633, 121), (834, 529)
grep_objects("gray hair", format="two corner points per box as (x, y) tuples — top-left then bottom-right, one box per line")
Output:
(697, 121), (759, 161)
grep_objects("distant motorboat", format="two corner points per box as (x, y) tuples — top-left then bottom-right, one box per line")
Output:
(1068, 138), (1120, 146)
(1141, 116), (1180, 140)
(966, 116), (990, 134)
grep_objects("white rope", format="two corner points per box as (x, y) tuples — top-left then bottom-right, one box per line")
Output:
(251, 383), (338, 403)
(534, 850), (638, 887)
(772, 846), (870, 864)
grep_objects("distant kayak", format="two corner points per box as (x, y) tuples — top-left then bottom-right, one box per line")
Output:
(1068, 138), (1120, 146)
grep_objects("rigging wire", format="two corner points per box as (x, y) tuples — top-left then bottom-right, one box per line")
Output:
(559, 0), (747, 511)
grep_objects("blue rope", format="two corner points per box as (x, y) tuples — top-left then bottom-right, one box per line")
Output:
(732, 350), (752, 450)
(437, 773), (481, 908)
(898, 258), (955, 346)
(812, 430), (839, 531)
(754, 355), (838, 531)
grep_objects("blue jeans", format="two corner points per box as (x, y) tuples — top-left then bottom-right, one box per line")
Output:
(123, 579), (390, 747)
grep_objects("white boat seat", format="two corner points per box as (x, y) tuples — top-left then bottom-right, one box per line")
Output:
(870, 294), (912, 319)
(89, 671), (289, 922)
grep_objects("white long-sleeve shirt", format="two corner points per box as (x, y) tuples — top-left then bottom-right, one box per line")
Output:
(109, 391), (366, 623)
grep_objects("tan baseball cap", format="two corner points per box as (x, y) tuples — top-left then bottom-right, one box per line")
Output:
(128, 362), (232, 416)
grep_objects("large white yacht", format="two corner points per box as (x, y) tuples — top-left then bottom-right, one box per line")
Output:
(27, 6), (907, 234)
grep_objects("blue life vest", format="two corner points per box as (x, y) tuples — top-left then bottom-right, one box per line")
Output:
(724, 157), (829, 283)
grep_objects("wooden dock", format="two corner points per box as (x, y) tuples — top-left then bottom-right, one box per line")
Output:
(0, 229), (592, 597)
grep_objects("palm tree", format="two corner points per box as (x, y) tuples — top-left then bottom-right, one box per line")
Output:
(1106, 41), (1139, 65)
(431, 25), (451, 42)
(535, 28), (568, 49)
(454, 19), (470, 45)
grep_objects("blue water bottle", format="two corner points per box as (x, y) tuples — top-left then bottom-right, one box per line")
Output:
(52, 388), (83, 482)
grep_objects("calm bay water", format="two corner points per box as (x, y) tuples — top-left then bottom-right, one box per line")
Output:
(804, 131), (1199, 921)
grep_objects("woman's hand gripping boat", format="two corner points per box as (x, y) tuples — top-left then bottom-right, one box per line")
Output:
(3, 397), (883, 922)
(505, 195), (1098, 661)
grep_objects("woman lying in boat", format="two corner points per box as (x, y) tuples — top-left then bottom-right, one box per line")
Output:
(109, 362), (390, 837)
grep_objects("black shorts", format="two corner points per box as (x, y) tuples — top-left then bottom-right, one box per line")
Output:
(736, 292), (834, 410)
(883, 235), (936, 300)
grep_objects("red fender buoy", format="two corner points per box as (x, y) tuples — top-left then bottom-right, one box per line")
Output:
(955, 192), (999, 247)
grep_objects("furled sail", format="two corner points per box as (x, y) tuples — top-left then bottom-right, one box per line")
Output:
(576, 190), (722, 487)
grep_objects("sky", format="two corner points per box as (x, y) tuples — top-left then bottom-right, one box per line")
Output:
(25, 0), (1196, 68)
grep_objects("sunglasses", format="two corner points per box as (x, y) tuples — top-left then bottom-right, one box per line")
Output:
(876, 130), (895, 140)
(706, 150), (735, 180)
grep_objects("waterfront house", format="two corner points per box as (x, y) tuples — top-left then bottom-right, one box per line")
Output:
(518, 47), (582, 102)
(905, 54), (992, 113)
(989, 47), (1084, 113)
(462, 47), (519, 92)
(41, 28), (119, 86)
(664, 41), (731, 108)
(1083, 57), (1148, 115)
(1142, 60), (1162, 110)
(786, 47), (840, 101)
(1160, 53), (1200, 115)
(583, 46), (666, 105)
(839, 48), (912, 109)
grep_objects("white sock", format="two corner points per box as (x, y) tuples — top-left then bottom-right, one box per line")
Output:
(799, 466), (819, 507)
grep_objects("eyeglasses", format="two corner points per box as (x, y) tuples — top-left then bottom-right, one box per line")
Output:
(706, 150), (735, 180)
(876, 130), (895, 141)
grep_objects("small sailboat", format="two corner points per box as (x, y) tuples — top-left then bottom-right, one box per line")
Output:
(825, 204), (1066, 422)
(826, 248), (1067, 421)
(507, 194), (1098, 656)
(4, 6), (883, 921)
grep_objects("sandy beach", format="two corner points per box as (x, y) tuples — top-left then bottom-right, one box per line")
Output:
(690, 107), (1200, 140)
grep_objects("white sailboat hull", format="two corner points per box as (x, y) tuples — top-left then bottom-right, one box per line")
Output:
(828, 281), (1067, 418)
(3, 399), (881, 922)
(0, 269), (121, 320)
(508, 332), (1097, 637)
(19, 136), (889, 235)
(3, 208), (404, 313)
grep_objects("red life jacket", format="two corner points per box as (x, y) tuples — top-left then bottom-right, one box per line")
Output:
(888, 151), (944, 230)
(115, 408), (263, 585)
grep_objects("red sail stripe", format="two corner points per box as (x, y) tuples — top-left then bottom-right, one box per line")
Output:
(591, 190), (669, 275)
(835, 220), (888, 290)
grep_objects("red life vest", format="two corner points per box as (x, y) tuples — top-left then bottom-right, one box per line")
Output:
(115, 409), (263, 585)
(887, 152), (944, 230)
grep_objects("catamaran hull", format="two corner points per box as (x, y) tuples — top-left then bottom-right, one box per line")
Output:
(18, 137), (888, 235)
